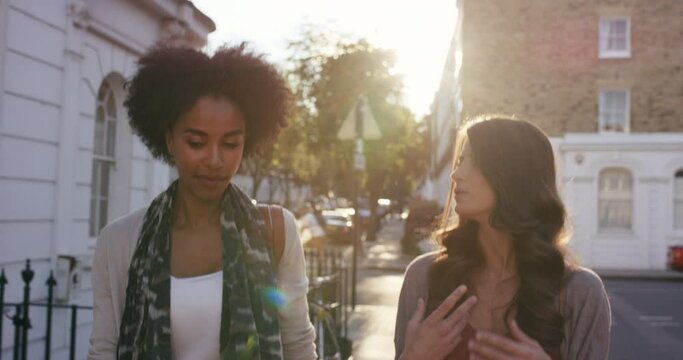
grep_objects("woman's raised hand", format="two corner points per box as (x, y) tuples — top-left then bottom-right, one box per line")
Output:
(468, 319), (551, 360)
(400, 285), (477, 360)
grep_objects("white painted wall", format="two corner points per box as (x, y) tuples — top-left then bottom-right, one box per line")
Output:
(554, 133), (683, 270)
(0, 0), (213, 358)
(420, 4), (463, 207)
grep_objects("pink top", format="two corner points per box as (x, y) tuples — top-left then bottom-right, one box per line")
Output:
(445, 324), (476, 360)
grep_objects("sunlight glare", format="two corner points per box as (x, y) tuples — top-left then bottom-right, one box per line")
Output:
(192, 0), (458, 118)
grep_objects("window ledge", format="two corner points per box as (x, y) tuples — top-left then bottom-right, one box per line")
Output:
(599, 51), (631, 59)
(596, 229), (637, 239)
(598, 129), (630, 134)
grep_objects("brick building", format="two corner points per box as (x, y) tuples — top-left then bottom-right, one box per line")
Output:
(422, 0), (683, 269)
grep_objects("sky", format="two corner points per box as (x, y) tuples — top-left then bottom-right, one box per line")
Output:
(192, 0), (457, 118)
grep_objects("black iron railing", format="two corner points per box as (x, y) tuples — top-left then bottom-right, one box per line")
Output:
(2, 252), (352, 360)
(0, 260), (92, 360)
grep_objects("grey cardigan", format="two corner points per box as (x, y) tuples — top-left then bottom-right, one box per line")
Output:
(88, 207), (316, 360)
(394, 252), (612, 360)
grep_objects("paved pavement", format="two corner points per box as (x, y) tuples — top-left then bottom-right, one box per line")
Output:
(346, 218), (411, 360)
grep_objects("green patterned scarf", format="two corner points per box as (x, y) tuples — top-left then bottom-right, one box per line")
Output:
(117, 180), (282, 359)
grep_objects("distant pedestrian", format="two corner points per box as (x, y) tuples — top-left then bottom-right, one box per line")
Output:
(88, 44), (316, 360)
(395, 116), (611, 360)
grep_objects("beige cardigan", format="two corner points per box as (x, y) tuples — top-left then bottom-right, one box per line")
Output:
(88, 207), (317, 360)
(394, 252), (612, 360)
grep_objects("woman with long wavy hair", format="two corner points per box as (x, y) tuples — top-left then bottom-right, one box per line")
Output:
(394, 116), (611, 360)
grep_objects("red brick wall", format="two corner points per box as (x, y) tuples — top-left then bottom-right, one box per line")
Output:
(460, 0), (683, 134)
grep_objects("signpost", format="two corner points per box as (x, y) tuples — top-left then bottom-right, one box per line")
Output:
(337, 95), (381, 309)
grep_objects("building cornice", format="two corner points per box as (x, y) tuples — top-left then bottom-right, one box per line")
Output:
(86, 17), (147, 55)
(135, 0), (215, 47)
(554, 133), (683, 152)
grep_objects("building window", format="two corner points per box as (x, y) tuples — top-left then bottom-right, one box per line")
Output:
(599, 89), (629, 132)
(675, 170), (683, 230)
(599, 17), (630, 58)
(89, 81), (117, 236)
(598, 168), (633, 231)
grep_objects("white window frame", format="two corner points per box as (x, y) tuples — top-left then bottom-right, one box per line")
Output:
(674, 169), (683, 231)
(599, 89), (630, 133)
(599, 17), (631, 59)
(598, 168), (633, 233)
(89, 81), (117, 237)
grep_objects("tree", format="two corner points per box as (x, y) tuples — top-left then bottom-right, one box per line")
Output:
(207, 29), (425, 210)
(241, 146), (274, 199)
(284, 25), (429, 210)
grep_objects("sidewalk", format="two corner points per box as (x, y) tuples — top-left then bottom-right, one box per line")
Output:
(346, 218), (413, 360)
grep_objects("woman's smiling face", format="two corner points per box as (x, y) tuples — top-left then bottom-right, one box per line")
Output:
(166, 95), (246, 202)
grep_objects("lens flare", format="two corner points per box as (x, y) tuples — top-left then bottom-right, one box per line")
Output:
(264, 287), (289, 310)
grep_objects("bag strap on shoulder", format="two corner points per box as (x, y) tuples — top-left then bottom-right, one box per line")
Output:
(257, 204), (285, 266)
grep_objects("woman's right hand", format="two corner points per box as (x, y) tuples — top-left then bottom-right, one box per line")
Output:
(400, 285), (477, 360)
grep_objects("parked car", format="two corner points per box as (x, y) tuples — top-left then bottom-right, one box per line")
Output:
(401, 198), (442, 255)
(667, 246), (683, 271)
(321, 210), (354, 243)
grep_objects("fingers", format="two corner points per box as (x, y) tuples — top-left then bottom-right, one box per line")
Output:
(468, 336), (511, 360)
(403, 299), (425, 356)
(476, 330), (528, 354)
(509, 319), (537, 345)
(426, 285), (468, 324)
(444, 294), (477, 328)
(408, 298), (425, 327)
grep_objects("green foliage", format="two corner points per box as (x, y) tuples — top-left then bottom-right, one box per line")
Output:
(273, 24), (429, 205)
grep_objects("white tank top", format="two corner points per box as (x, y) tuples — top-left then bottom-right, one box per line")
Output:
(170, 270), (223, 360)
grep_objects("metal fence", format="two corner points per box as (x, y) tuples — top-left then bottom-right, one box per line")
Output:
(304, 247), (353, 359)
(0, 260), (91, 360)
(2, 251), (352, 360)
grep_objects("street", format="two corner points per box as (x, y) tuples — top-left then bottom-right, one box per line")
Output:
(606, 280), (683, 360)
(339, 219), (683, 360)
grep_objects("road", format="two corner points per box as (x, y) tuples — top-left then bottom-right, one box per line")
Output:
(317, 219), (683, 360)
(605, 279), (683, 360)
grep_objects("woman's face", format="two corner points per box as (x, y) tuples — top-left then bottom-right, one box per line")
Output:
(451, 141), (496, 222)
(166, 95), (245, 202)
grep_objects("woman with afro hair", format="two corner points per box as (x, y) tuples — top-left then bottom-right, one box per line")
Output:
(88, 44), (316, 360)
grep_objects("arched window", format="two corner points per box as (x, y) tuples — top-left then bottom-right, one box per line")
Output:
(598, 168), (632, 231)
(675, 169), (683, 230)
(89, 81), (117, 236)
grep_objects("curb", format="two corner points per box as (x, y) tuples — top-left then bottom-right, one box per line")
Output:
(596, 269), (683, 282)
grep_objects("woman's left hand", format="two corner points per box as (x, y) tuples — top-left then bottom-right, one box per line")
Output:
(468, 319), (551, 360)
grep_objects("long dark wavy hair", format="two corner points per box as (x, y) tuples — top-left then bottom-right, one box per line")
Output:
(426, 115), (573, 355)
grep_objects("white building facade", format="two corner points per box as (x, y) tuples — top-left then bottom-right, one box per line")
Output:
(554, 134), (683, 270)
(419, 5), (463, 207)
(0, 1), (214, 358)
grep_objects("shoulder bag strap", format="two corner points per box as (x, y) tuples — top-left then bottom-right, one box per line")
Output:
(258, 204), (286, 266)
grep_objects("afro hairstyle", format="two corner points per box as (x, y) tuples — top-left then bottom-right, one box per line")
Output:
(124, 43), (291, 163)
